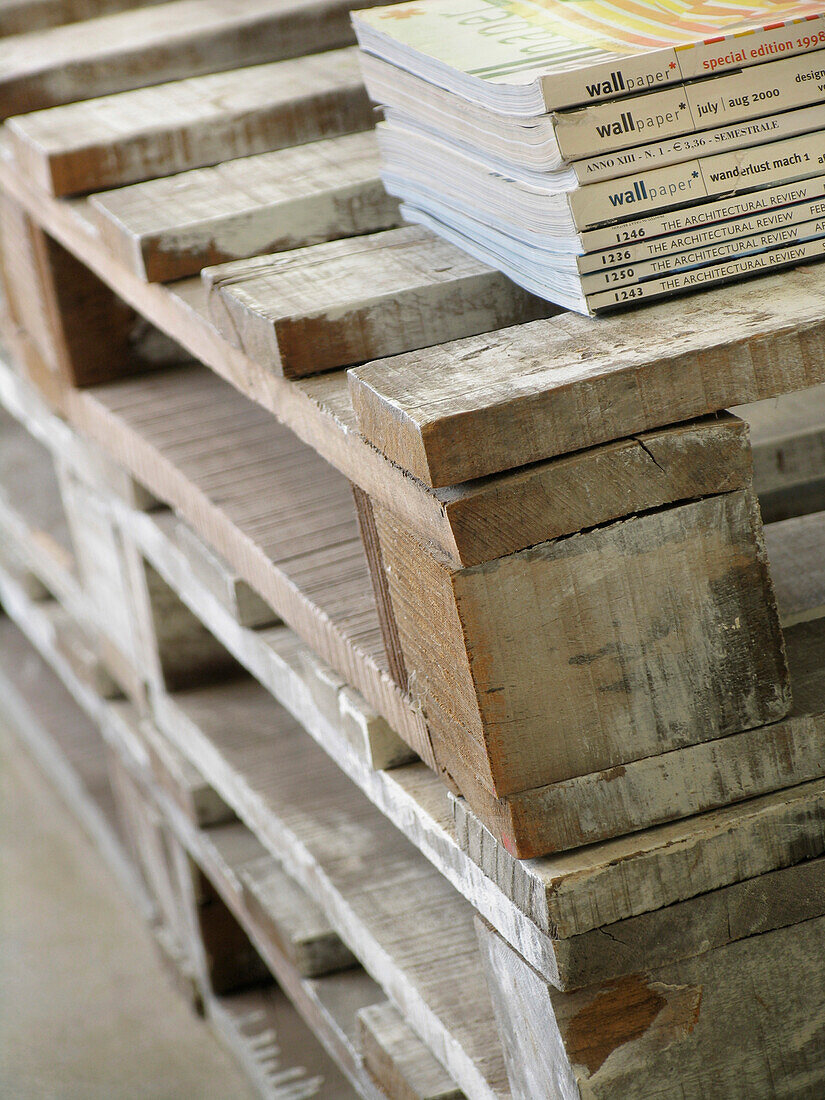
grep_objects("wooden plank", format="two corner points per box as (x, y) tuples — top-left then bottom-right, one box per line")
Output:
(453, 777), (825, 940)
(207, 985), (362, 1100)
(452, 618), (825, 857)
(90, 131), (399, 282)
(373, 489), (789, 799)
(737, 384), (825, 523)
(0, 0), (378, 118)
(152, 678), (512, 1100)
(8, 48), (371, 197)
(359, 1002), (465, 1100)
(70, 364), (435, 766)
(239, 854), (359, 980)
(0, 0), (166, 36)
(167, 515), (277, 630)
(551, 854), (825, 992)
(205, 226), (552, 379)
(764, 510), (825, 627)
(348, 268), (825, 487)
(0, 159), (771, 569)
(477, 917), (825, 1100)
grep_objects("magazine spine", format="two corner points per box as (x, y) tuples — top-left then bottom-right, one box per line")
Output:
(569, 128), (825, 230)
(580, 213), (825, 291)
(578, 184), (825, 271)
(579, 174), (825, 252)
(572, 103), (825, 185)
(585, 233), (825, 311)
(553, 46), (825, 161)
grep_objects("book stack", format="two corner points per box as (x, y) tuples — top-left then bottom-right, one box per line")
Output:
(353, 0), (825, 314)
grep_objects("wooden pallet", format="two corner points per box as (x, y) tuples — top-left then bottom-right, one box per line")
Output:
(2, 3), (825, 1093)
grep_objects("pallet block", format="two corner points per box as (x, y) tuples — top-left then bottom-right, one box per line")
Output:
(476, 916), (825, 1099)
(372, 486), (789, 803)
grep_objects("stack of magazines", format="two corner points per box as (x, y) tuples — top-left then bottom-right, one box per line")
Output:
(352, 0), (825, 314)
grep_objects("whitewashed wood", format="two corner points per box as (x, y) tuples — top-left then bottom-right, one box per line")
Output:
(737, 383), (825, 522)
(477, 917), (825, 1099)
(375, 489), (789, 803)
(8, 48), (371, 195)
(168, 514), (277, 629)
(764, 510), (825, 628)
(70, 363), (434, 765)
(454, 778), (825, 939)
(152, 679), (512, 1100)
(0, 0), (166, 36)
(205, 225), (551, 378)
(348, 267), (825, 487)
(0, 405), (76, 600)
(359, 1002), (464, 1100)
(119, 502), (569, 984)
(0, 614), (150, 913)
(91, 132), (400, 281)
(207, 986), (360, 1100)
(239, 855), (358, 980)
(0, 0), (373, 118)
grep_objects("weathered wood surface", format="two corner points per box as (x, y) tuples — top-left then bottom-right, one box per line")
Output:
(0, 405), (75, 596)
(410, 414), (753, 568)
(454, 777), (825, 940)
(0, 614), (148, 908)
(91, 132), (399, 282)
(70, 364), (434, 765)
(205, 226), (552, 379)
(764, 509), (825, 627)
(738, 383), (825, 523)
(120, 501), (569, 985)
(0, 0), (166, 36)
(153, 679), (512, 1100)
(552, 854), (825, 993)
(0, 159), (765, 569)
(477, 917), (825, 1100)
(208, 985), (362, 1100)
(239, 854), (358, 980)
(348, 267), (825, 487)
(453, 617), (825, 856)
(477, 611), (825, 849)
(374, 489), (788, 799)
(0, 0), (379, 118)
(169, 516), (277, 630)
(359, 1002), (465, 1100)
(8, 48), (372, 196)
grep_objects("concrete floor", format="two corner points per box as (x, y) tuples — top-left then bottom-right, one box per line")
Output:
(0, 718), (257, 1100)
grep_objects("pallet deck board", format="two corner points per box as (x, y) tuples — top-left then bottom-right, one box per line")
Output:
(204, 225), (552, 379)
(0, 0), (378, 118)
(8, 48), (373, 196)
(153, 677), (512, 1100)
(348, 268), (825, 487)
(90, 132), (400, 282)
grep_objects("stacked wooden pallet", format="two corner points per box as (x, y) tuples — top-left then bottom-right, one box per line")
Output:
(1, 2), (825, 1096)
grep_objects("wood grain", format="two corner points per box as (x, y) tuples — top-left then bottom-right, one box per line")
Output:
(0, 0), (166, 36)
(91, 131), (400, 281)
(154, 678), (512, 1100)
(0, 0), (382, 117)
(359, 1002), (464, 1100)
(451, 617), (825, 857)
(8, 48), (372, 196)
(374, 489), (789, 798)
(478, 916), (825, 1099)
(205, 226), (552, 379)
(454, 775), (825, 939)
(348, 269), (825, 486)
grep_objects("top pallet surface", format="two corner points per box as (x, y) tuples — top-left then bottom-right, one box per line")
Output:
(0, 0), (389, 118)
(0, 0), (167, 36)
(348, 274), (825, 487)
